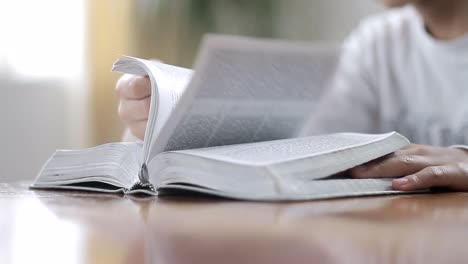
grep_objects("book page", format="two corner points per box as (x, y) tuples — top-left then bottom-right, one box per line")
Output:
(112, 57), (193, 162)
(149, 35), (340, 161)
(172, 132), (402, 165)
(157, 178), (425, 201)
(31, 142), (143, 191)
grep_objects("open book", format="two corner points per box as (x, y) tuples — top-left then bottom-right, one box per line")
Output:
(31, 35), (411, 201)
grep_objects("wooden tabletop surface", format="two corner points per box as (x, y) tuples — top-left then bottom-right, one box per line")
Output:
(2, 182), (468, 264)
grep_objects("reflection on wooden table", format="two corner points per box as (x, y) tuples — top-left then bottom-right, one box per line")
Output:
(2, 182), (468, 264)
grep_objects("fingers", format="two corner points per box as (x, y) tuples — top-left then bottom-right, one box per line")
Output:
(351, 154), (431, 178)
(116, 74), (151, 100)
(349, 144), (468, 191)
(392, 164), (468, 191)
(118, 96), (151, 122)
(116, 74), (151, 141)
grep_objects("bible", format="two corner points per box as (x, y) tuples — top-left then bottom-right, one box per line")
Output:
(31, 35), (410, 201)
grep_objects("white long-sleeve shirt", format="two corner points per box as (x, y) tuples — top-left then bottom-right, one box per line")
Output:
(303, 5), (468, 146)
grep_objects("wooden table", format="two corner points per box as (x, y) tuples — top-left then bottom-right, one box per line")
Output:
(2, 182), (468, 264)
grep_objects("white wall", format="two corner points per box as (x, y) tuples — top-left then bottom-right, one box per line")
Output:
(0, 74), (73, 182)
(0, 0), (87, 183)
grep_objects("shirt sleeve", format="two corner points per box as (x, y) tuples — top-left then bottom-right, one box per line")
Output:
(301, 20), (381, 136)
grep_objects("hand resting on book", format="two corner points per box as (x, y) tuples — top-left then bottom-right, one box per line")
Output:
(116, 74), (151, 140)
(351, 144), (468, 192)
(115, 74), (468, 193)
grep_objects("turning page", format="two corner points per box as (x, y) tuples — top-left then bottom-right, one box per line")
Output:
(112, 57), (193, 162)
(148, 35), (340, 164)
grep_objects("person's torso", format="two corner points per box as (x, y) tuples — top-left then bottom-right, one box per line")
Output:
(370, 7), (468, 146)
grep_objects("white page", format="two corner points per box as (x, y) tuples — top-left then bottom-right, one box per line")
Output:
(32, 142), (143, 189)
(149, 35), (340, 163)
(157, 178), (425, 201)
(173, 132), (402, 165)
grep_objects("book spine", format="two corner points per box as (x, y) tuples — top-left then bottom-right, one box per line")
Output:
(128, 163), (156, 193)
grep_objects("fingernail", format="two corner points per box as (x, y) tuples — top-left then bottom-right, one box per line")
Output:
(393, 178), (409, 186)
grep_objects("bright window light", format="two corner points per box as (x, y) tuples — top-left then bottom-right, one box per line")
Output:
(0, 0), (85, 79)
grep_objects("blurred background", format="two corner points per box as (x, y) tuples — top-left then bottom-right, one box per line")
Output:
(0, 0), (382, 182)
